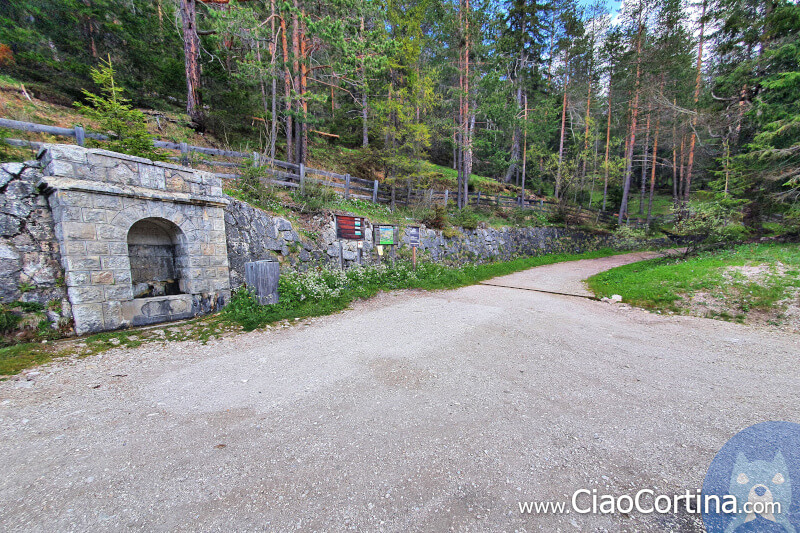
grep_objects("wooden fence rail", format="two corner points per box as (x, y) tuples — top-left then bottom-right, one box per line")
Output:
(0, 117), (644, 225)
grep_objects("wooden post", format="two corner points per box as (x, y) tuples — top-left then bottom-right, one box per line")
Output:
(74, 126), (86, 147)
(252, 151), (261, 167)
(344, 173), (351, 200)
(412, 246), (417, 271)
(180, 142), (189, 166)
(444, 189), (449, 206)
(372, 180), (379, 203)
(299, 163), (306, 194)
(476, 191), (481, 205)
(406, 180), (412, 206)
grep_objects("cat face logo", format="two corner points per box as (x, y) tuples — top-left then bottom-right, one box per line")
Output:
(725, 452), (794, 533)
(703, 421), (800, 533)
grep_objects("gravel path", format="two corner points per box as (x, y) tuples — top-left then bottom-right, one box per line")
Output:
(1, 251), (798, 532)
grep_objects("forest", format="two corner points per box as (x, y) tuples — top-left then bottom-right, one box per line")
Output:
(0, 0), (799, 231)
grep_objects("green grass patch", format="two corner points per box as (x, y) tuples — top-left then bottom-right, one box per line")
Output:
(0, 343), (55, 376)
(224, 247), (632, 331)
(586, 242), (800, 317)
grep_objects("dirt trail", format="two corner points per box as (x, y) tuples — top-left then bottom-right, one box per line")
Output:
(480, 250), (671, 297)
(1, 251), (797, 532)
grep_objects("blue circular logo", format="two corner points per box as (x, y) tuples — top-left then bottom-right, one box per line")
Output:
(703, 421), (800, 533)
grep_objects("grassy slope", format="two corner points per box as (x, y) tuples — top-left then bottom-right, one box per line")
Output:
(587, 243), (800, 322)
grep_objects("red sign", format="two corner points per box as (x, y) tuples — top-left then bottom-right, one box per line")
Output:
(336, 215), (366, 240)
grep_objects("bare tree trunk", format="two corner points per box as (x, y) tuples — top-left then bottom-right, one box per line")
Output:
(279, 15), (293, 162)
(462, 0), (471, 208)
(504, 85), (522, 183)
(555, 79), (569, 200)
(639, 107), (651, 215)
(520, 93), (528, 204)
(602, 81), (612, 212)
(269, 0), (278, 160)
(180, 0), (203, 127)
(618, 3), (643, 225)
(360, 16), (369, 148)
(299, 8), (308, 165)
(684, 0), (706, 203)
(579, 81), (592, 203)
(647, 110), (661, 222)
(672, 99), (677, 201)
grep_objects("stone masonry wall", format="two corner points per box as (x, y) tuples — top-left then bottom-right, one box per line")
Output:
(223, 196), (664, 289)
(0, 161), (71, 330)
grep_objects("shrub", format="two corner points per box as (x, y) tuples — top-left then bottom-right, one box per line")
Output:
(672, 201), (745, 256)
(421, 204), (448, 229)
(0, 305), (20, 333)
(74, 56), (161, 160)
(451, 207), (479, 230)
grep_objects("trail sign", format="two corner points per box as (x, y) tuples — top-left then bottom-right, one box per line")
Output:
(336, 215), (366, 240)
(407, 226), (421, 247)
(375, 225), (398, 246)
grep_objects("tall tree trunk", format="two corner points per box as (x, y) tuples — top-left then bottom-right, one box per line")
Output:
(672, 99), (677, 201)
(602, 79), (613, 212)
(269, 0), (278, 160)
(299, 9), (308, 165)
(618, 3), (644, 225)
(503, 85), (522, 183)
(678, 133), (686, 199)
(579, 80), (593, 203)
(462, 0), (471, 208)
(555, 78), (569, 200)
(684, 0), (706, 203)
(279, 15), (293, 162)
(639, 107), (651, 215)
(180, 0), (203, 127)
(647, 109), (661, 222)
(520, 93), (528, 204)
(360, 16), (369, 148)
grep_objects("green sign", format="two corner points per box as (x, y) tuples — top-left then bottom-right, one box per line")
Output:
(376, 225), (396, 245)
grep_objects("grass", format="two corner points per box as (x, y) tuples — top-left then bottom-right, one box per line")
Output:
(223, 247), (634, 331)
(586, 242), (800, 321)
(0, 313), (235, 378)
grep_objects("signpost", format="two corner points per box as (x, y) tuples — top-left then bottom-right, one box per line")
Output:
(407, 226), (421, 270)
(335, 215), (366, 269)
(336, 215), (366, 240)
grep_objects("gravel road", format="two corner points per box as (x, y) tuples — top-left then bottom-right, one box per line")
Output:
(1, 252), (798, 532)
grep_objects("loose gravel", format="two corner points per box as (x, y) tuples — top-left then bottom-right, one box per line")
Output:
(1, 252), (798, 532)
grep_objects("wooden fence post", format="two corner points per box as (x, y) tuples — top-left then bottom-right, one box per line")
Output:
(344, 173), (351, 200)
(180, 142), (189, 166)
(476, 191), (481, 205)
(299, 163), (306, 194)
(74, 126), (85, 147)
(372, 180), (379, 203)
(444, 189), (449, 206)
(252, 151), (260, 167)
(406, 180), (412, 206)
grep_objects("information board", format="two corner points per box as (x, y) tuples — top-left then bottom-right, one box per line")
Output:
(375, 225), (397, 245)
(406, 226), (421, 247)
(336, 215), (366, 240)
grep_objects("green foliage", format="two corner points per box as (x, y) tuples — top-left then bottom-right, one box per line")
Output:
(74, 57), (160, 159)
(224, 248), (629, 331)
(587, 243), (800, 322)
(450, 207), (480, 230)
(672, 201), (745, 255)
(0, 305), (21, 334)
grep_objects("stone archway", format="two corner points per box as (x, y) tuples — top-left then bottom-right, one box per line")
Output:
(127, 218), (188, 298)
(39, 144), (231, 334)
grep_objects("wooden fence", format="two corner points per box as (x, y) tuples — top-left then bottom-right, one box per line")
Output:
(1, 117), (640, 225)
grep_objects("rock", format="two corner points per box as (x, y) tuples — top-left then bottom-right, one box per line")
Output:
(1, 162), (25, 178)
(611, 294), (623, 302)
(0, 213), (21, 237)
(0, 169), (13, 189)
(274, 217), (293, 231)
